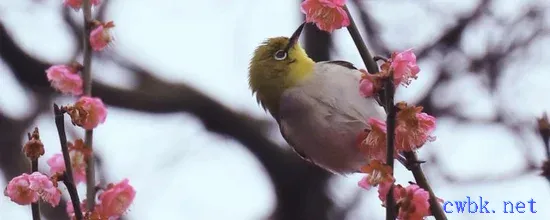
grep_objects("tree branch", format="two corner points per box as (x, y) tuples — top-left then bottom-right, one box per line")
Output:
(53, 104), (83, 220)
(28, 132), (41, 220)
(80, 0), (97, 210)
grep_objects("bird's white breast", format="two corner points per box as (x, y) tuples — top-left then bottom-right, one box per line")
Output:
(278, 62), (386, 173)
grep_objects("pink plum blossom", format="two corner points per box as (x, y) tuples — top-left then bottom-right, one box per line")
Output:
(300, 0), (350, 32)
(45, 65), (83, 95)
(90, 21), (114, 51)
(390, 49), (420, 86)
(3, 173), (39, 205)
(67, 97), (108, 130)
(395, 102), (436, 152)
(96, 179), (136, 218)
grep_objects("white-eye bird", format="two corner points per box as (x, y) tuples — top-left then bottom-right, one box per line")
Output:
(248, 23), (386, 174)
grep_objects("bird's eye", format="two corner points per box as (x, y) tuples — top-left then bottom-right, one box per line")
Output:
(273, 50), (287, 60)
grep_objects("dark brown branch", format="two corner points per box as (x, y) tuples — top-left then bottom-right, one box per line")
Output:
(383, 79), (396, 220)
(53, 104), (83, 220)
(538, 114), (550, 182)
(343, 6), (387, 109)
(29, 131), (41, 220)
(303, 23), (332, 62)
(343, 5), (399, 219)
(343, 4), (449, 219)
(81, 0), (97, 210)
(404, 152), (447, 220)
(343, 6), (379, 74)
(540, 115), (550, 158)
(61, 172), (84, 220)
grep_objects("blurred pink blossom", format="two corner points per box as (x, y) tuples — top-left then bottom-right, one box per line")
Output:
(97, 179), (136, 218)
(90, 21), (114, 51)
(45, 65), (83, 95)
(3, 173), (39, 205)
(4, 172), (61, 207)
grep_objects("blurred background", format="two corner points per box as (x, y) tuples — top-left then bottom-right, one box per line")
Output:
(1, 0), (550, 219)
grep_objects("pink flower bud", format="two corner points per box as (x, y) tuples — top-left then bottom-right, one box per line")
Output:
(90, 21), (114, 51)
(359, 77), (375, 97)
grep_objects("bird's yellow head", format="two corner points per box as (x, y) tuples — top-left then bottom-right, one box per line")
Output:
(248, 23), (315, 119)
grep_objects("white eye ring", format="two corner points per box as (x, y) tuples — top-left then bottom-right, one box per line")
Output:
(274, 50), (287, 60)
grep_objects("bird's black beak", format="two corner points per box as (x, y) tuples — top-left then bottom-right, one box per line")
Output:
(283, 22), (306, 53)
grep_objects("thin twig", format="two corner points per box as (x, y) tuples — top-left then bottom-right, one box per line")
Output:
(343, 6), (379, 74)
(81, 0), (97, 210)
(343, 5), (397, 219)
(53, 104), (84, 220)
(343, 4), (396, 218)
(343, 5), (447, 219)
(403, 152), (447, 220)
(31, 159), (40, 220)
(62, 173), (84, 219)
(343, 5), (386, 109)
(373, 56), (388, 62)
(29, 132), (41, 220)
(383, 78), (397, 220)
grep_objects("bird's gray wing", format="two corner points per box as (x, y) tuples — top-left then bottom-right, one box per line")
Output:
(278, 124), (312, 162)
(326, 60), (385, 107)
(304, 62), (386, 124)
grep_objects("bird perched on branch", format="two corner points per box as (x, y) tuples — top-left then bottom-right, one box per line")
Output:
(248, 23), (386, 174)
